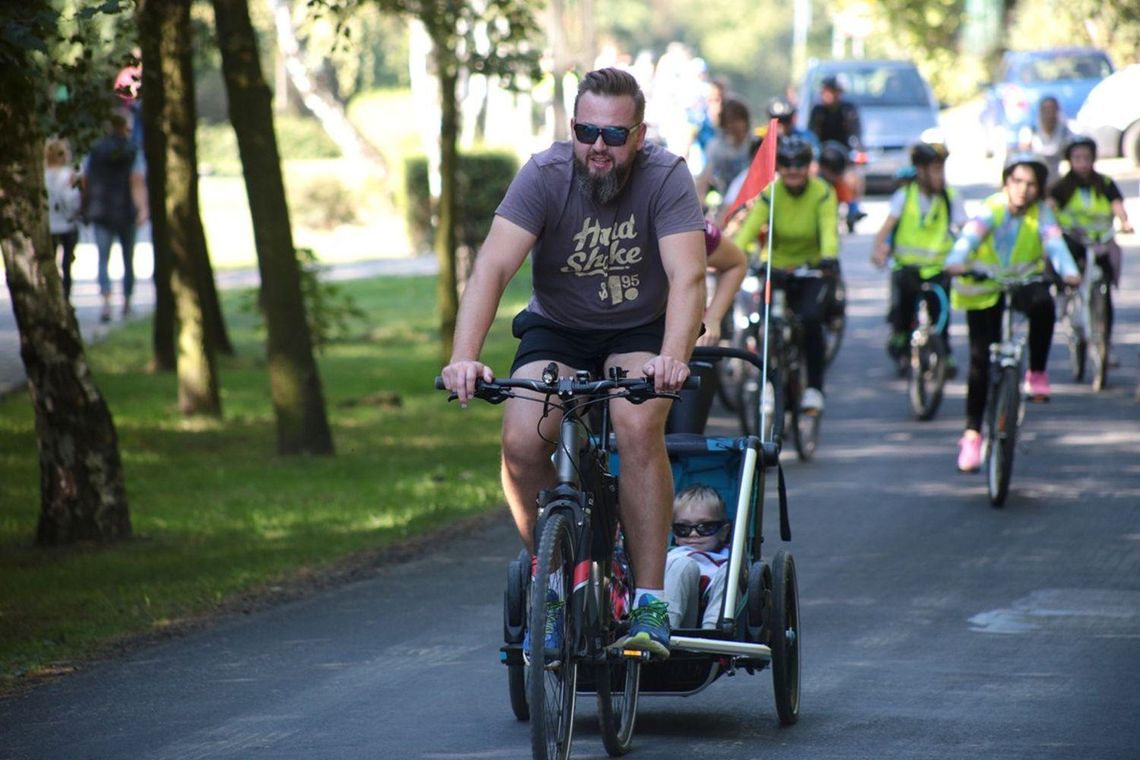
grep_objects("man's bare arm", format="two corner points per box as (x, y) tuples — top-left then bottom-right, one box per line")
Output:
(442, 215), (537, 404)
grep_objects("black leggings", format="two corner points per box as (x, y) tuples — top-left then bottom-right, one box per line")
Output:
(53, 230), (79, 299)
(889, 268), (952, 351)
(782, 276), (828, 391)
(964, 281), (1054, 432)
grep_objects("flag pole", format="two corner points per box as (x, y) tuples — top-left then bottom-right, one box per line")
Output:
(759, 175), (777, 443)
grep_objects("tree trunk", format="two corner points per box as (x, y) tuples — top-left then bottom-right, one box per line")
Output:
(0, 49), (131, 545)
(138, 27), (176, 372)
(433, 49), (461, 363)
(140, 0), (223, 416)
(213, 0), (334, 455)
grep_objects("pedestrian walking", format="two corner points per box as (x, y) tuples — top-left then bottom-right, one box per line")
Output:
(44, 137), (82, 300)
(81, 113), (147, 321)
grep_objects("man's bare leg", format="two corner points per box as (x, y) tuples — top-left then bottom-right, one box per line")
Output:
(500, 360), (575, 552)
(606, 352), (673, 590)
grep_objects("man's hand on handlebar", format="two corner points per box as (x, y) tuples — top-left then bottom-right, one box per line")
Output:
(642, 354), (691, 392)
(441, 359), (494, 408)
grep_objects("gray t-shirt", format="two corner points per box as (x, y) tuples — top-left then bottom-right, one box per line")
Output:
(496, 140), (704, 330)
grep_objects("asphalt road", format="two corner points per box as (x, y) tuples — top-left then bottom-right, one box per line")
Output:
(3, 186), (1139, 758)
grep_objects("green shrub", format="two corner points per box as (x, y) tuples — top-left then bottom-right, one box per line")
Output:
(404, 151), (518, 255)
(237, 247), (366, 352)
(197, 115), (341, 176)
(289, 176), (357, 229)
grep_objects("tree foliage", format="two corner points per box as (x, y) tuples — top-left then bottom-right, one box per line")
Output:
(1007, 0), (1140, 70)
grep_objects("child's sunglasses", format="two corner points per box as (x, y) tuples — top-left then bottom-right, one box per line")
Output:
(672, 520), (727, 538)
(573, 122), (641, 147)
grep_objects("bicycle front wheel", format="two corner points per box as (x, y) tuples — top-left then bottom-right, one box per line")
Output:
(986, 368), (1020, 507)
(907, 333), (948, 421)
(1089, 283), (1110, 391)
(529, 512), (578, 760)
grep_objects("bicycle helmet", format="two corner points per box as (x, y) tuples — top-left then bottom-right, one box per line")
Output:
(820, 75), (844, 92)
(910, 141), (949, 167)
(1002, 152), (1048, 190)
(767, 96), (795, 120)
(817, 140), (849, 174)
(776, 134), (815, 166)
(1064, 134), (1097, 162)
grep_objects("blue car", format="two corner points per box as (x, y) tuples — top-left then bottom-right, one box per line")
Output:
(980, 47), (1114, 156)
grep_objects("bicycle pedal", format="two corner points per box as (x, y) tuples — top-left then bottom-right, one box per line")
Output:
(620, 649), (653, 661)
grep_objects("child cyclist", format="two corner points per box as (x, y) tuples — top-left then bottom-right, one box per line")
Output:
(664, 485), (733, 630)
(1048, 135), (1134, 344)
(872, 141), (967, 373)
(943, 153), (1080, 473)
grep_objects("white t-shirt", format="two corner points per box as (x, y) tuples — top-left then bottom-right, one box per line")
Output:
(44, 166), (81, 234)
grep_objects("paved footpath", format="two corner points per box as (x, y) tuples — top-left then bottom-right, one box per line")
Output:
(0, 245), (437, 396)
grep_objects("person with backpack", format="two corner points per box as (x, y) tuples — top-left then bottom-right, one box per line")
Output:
(872, 141), (967, 373)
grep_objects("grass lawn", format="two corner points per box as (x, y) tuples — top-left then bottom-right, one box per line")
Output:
(0, 269), (532, 689)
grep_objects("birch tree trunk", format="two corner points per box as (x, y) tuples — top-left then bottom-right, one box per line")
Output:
(0, 44), (131, 545)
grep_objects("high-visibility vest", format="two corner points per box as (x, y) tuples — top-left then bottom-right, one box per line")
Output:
(1055, 185), (1114, 242)
(951, 193), (1045, 311)
(892, 183), (957, 278)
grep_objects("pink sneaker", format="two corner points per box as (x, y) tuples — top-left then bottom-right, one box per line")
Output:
(1024, 370), (1051, 400)
(957, 431), (982, 472)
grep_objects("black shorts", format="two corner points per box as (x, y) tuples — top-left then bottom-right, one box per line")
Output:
(510, 310), (666, 376)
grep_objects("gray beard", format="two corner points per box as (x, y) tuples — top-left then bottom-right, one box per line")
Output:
(574, 159), (631, 206)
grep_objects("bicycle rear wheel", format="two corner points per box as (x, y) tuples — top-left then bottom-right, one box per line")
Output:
(907, 333), (947, 421)
(595, 551), (640, 756)
(529, 512), (578, 760)
(1088, 282), (1110, 391)
(986, 368), (1020, 507)
(790, 362), (820, 461)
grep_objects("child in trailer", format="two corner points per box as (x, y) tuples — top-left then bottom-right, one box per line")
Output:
(664, 484), (733, 630)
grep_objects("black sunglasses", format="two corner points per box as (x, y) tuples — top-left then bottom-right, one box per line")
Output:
(573, 122), (641, 147)
(672, 520), (727, 538)
(777, 158), (811, 169)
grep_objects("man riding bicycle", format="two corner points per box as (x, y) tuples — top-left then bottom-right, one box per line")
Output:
(730, 135), (840, 413)
(1048, 135), (1134, 346)
(872, 141), (967, 373)
(943, 153), (1080, 472)
(440, 68), (707, 660)
(807, 76), (866, 230)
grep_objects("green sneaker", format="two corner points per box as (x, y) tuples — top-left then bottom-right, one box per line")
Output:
(618, 594), (671, 659)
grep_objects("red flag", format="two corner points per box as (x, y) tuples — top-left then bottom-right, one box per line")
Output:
(724, 118), (778, 220)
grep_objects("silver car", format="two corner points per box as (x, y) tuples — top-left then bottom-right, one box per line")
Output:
(796, 59), (941, 193)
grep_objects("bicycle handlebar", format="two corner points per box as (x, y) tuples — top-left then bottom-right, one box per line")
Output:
(961, 270), (1045, 289)
(434, 370), (699, 405)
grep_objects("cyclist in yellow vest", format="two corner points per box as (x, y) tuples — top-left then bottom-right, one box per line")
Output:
(1048, 135), (1134, 346)
(943, 154), (1080, 473)
(872, 141), (966, 373)
(732, 135), (839, 413)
